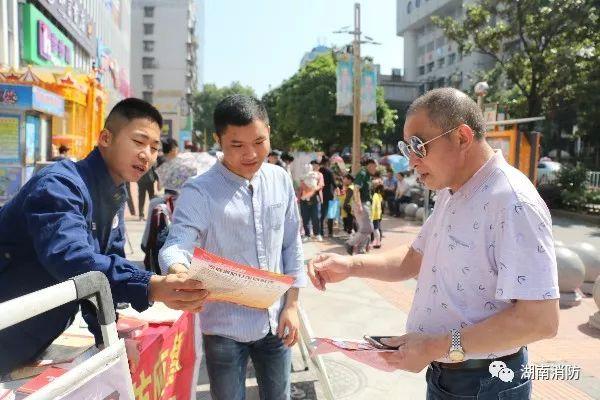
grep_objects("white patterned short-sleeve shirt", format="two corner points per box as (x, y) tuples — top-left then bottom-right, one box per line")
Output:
(408, 151), (559, 362)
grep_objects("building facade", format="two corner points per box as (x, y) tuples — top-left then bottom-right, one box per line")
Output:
(0, 0), (132, 106)
(396, 0), (494, 94)
(0, 0), (19, 69)
(131, 0), (200, 140)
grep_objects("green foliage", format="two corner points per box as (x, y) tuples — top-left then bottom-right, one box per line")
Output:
(431, 0), (599, 119)
(191, 82), (256, 147)
(262, 52), (397, 152)
(557, 164), (589, 211)
(558, 164), (589, 193)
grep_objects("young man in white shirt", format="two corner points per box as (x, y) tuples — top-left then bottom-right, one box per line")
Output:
(308, 88), (559, 399)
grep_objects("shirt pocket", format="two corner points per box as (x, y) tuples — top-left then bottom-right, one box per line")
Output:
(267, 203), (284, 231)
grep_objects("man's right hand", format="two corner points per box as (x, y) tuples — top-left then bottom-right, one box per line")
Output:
(149, 272), (209, 313)
(307, 253), (354, 291)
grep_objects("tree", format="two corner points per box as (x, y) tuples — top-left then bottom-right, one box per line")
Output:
(191, 82), (256, 148)
(431, 0), (598, 118)
(263, 52), (396, 153)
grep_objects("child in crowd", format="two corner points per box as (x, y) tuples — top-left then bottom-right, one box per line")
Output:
(371, 183), (384, 248)
(340, 173), (355, 234)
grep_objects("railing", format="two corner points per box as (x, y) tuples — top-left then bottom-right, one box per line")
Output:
(587, 171), (600, 189)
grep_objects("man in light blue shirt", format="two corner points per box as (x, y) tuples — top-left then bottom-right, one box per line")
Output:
(159, 94), (306, 400)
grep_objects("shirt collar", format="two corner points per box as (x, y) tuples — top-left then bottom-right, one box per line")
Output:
(78, 147), (126, 204)
(214, 160), (262, 187)
(451, 150), (505, 200)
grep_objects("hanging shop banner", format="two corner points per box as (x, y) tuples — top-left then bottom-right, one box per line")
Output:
(336, 54), (354, 116)
(0, 114), (20, 163)
(21, 3), (76, 68)
(360, 64), (377, 124)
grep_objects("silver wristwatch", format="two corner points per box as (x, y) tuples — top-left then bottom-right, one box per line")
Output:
(448, 328), (465, 362)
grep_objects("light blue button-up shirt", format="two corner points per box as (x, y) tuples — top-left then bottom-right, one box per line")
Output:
(159, 161), (306, 342)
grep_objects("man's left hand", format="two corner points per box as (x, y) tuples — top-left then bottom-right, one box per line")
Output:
(277, 306), (300, 347)
(378, 332), (448, 373)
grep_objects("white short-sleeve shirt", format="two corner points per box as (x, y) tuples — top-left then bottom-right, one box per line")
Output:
(408, 151), (559, 362)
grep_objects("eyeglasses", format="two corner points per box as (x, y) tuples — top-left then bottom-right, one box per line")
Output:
(397, 125), (462, 159)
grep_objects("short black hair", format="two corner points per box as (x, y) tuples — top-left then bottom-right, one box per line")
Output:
(213, 94), (269, 137)
(281, 152), (294, 163)
(162, 138), (179, 154)
(58, 145), (69, 154)
(344, 173), (354, 182)
(362, 158), (376, 166)
(268, 150), (281, 157)
(320, 155), (330, 165)
(104, 98), (163, 133)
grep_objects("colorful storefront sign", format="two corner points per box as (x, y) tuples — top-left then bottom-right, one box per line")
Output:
(22, 3), (75, 68)
(0, 84), (65, 117)
(36, 0), (96, 55)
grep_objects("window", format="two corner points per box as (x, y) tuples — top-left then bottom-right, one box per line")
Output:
(419, 84), (426, 95)
(407, 1), (412, 14)
(426, 41), (434, 52)
(448, 53), (456, 65)
(437, 77), (445, 87)
(437, 57), (445, 68)
(142, 91), (153, 103)
(415, 0), (421, 8)
(144, 6), (154, 17)
(143, 74), (154, 88)
(427, 62), (434, 73)
(418, 65), (425, 75)
(142, 57), (155, 69)
(143, 23), (154, 35)
(143, 40), (154, 51)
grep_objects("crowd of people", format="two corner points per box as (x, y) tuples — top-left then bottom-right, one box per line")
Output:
(268, 150), (424, 255)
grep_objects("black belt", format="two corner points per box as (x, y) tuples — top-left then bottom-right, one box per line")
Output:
(432, 347), (524, 370)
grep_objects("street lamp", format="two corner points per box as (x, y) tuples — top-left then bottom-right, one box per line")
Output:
(474, 81), (489, 110)
(334, 3), (380, 175)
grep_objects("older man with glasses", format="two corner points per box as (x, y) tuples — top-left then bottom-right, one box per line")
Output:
(307, 88), (559, 399)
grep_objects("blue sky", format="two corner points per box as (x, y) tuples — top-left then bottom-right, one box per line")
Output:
(201, 0), (404, 97)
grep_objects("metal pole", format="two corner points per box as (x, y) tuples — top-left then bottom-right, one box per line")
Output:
(351, 2), (361, 175)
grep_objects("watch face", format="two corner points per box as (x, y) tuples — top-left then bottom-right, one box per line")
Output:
(449, 350), (465, 362)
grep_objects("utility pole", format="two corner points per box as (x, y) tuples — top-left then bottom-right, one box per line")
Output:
(351, 3), (361, 175)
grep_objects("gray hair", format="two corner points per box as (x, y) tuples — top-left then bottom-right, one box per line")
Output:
(406, 88), (486, 139)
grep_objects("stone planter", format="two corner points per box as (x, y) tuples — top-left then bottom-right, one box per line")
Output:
(568, 242), (600, 295)
(556, 246), (585, 307)
(404, 203), (418, 220)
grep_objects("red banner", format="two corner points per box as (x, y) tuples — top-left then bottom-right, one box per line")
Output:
(130, 312), (196, 400)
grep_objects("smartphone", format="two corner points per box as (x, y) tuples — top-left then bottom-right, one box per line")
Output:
(363, 335), (400, 350)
